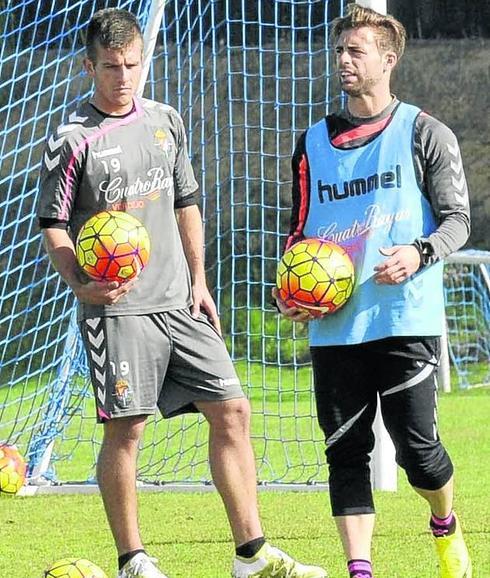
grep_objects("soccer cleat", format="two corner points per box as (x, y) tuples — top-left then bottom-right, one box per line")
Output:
(117, 553), (169, 578)
(433, 515), (472, 577)
(232, 542), (328, 578)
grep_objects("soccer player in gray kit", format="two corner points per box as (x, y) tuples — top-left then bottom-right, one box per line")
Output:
(38, 8), (327, 578)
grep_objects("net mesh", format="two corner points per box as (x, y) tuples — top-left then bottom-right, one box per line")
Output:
(0, 0), (488, 486)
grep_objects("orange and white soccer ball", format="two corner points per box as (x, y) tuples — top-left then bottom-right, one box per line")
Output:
(76, 211), (151, 284)
(276, 238), (355, 316)
(0, 444), (27, 495)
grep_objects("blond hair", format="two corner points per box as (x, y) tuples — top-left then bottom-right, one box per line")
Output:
(331, 3), (406, 60)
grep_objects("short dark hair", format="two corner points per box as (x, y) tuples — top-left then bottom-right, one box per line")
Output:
(86, 8), (143, 63)
(331, 3), (406, 60)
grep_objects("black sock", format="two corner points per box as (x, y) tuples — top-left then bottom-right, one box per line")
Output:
(118, 549), (146, 570)
(235, 536), (266, 558)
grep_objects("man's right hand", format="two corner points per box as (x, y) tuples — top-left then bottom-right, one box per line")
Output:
(74, 277), (138, 305)
(271, 287), (316, 323)
(42, 228), (138, 305)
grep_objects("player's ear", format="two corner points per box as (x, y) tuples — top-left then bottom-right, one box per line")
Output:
(83, 57), (96, 78)
(383, 51), (397, 73)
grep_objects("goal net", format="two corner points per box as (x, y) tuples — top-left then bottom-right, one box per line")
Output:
(443, 251), (490, 390)
(1, 0), (488, 489)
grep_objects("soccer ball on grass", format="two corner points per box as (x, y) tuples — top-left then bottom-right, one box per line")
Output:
(44, 558), (107, 578)
(276, 238), (355, 316)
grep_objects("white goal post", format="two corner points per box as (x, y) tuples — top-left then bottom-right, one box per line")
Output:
(356, 0), (387, 13)
(137, 0), (168, 97)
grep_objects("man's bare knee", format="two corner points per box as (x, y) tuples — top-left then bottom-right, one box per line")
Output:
(199, 398), (251, 436)
(102, 415), (147, 448)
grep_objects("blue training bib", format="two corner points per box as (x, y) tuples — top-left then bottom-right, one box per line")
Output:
(303, 103), (444, 345)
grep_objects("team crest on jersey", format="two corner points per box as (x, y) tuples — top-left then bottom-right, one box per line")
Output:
(154, 129), (173, 155)
(114, 379), (133, 409)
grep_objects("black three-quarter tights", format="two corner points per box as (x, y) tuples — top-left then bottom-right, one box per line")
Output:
(311, 336), (454, 517)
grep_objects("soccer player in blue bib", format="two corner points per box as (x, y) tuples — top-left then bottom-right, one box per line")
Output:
(274, 5), (471, 578)
(38, 8), (327, 578)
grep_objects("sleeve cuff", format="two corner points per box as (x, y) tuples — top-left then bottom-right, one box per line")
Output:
(38, 218), (69, 230)
(412, 239), (435, 269)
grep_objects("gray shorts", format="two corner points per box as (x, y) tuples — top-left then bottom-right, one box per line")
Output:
(79, 309), (244, 422)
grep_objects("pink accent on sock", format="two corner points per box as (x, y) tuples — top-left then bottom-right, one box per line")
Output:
(349, 560), (372, 573)
(431, 511), (454, 526)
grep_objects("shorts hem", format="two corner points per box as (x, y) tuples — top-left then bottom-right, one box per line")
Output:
(332, 505), (376, 516)
(97, 408), (156, 423)
(162, 392), (246, 419)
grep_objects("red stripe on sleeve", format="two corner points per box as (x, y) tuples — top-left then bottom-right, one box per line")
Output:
(286, 153), (310, 250)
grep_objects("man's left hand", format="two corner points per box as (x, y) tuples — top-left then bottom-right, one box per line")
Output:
(191, 281), (222, 335)
(373, 245), (421, 285)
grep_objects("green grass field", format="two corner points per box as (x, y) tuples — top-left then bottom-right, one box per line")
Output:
(1, 387), (489, 578)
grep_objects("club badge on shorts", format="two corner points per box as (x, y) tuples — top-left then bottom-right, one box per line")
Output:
(114, 379), (133, 409)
